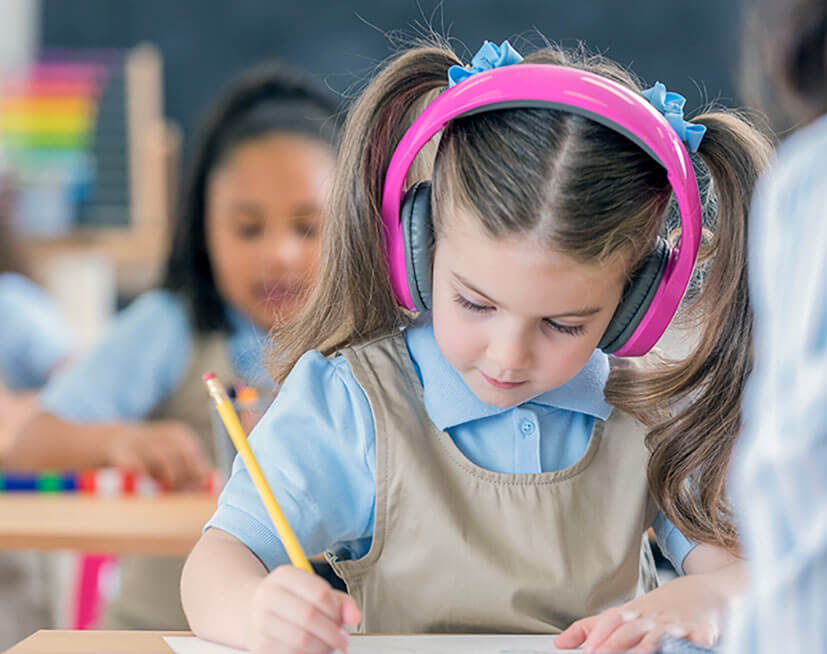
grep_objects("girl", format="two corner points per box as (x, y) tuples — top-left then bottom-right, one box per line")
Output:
(182, 41), (771, 653)
(7, 63), (340, 630)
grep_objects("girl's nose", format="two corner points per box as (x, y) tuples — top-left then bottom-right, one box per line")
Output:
(487, 327), (532, 373)
(266, 231), (304, 270)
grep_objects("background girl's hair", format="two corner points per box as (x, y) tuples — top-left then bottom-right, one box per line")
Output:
(0, 175), (29, 277)
(273, 38), (772, 550)
(768, 0), (827, 119)
(162, 61), (342, 332)
(742, 0), (827, 128)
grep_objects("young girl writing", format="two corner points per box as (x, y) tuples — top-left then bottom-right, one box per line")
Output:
(7, 63), (340, 630)
(182, 40), (771, 653)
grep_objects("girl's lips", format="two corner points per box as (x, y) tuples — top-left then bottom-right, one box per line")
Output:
(480, 371), (526, 390)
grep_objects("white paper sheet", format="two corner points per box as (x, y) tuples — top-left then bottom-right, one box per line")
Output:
(164, 634), (577, 654)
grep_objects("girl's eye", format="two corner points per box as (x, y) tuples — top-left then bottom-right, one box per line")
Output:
(543, 319), (585, 336)
(453, 293), (493, 313)
(235, 223), (264, 239)
(294, 222), (319, 239)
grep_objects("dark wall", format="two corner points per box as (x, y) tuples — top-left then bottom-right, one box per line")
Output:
(42, 0), (745, 154)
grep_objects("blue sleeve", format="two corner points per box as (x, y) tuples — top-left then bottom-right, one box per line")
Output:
(652, 511), (697, 575)
(206, 350), (377, 571)
(39, 289), (192, 421)
(0, 273), (74, 390)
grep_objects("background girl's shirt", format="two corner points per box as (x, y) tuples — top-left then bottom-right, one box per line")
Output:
(39, 289), (272, 421)
(0, 273), (73, 390)
(208, 314), (696, 572)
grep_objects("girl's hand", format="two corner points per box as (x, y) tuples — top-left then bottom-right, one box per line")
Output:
(249, 564), (361, 654)
(555, 574), (727, 653)
(107, 420), (212, 490)
(0, 389), (40, 461)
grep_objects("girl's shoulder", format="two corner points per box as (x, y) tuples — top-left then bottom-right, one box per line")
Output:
(123, 288), (188, 322)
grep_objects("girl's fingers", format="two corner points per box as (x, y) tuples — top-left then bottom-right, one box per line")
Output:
(598, 617), (657, 652)
(271, 566), (342, 623)
(581, 609), (627, 653)
(555, 615), (598, 648)
(337, 591), (362, 626)
(257, 611), (342, 654)
(688, 624), (719, 648)
(261, 586), (349, 652)
(637, 624), (689, 653)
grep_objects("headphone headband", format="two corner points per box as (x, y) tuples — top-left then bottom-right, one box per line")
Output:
(381, 64), (702, 356)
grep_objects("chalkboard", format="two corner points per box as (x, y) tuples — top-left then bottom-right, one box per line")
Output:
(42, 0), (745, 155)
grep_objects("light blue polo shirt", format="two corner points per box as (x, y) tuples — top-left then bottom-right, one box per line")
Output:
(40, 289), (272, 422)
(0, 273), (73, 390)
(208, 314), (695, 573)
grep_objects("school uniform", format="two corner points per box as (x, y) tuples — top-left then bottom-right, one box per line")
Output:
(40, 289), (273, 629)
(208, 314), (696, 633)
(0, 273), (73, 390)
(0, 273), (73, 650)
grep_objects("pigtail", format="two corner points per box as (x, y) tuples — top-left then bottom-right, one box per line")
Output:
(272, 45), (462, 383)
(606, 112), (773, 551)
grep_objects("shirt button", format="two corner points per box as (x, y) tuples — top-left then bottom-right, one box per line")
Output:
(520, 420), (536, 436)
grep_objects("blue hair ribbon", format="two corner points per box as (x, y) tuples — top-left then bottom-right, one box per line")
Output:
(448, 40), (523, 87)
(641, 82), (706, 153)
(447, 40), (706, 153)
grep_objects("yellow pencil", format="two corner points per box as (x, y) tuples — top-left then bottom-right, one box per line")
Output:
(203, 372), (313, 573)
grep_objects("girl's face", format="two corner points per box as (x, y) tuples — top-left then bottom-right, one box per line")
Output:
(206, 133), (335, 331)
(431, 211), (628, 409)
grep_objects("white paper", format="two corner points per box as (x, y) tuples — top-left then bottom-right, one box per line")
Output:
(164, 634), (576, 654)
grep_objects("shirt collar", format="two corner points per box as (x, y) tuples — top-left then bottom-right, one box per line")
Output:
(404, 313), (613, 430)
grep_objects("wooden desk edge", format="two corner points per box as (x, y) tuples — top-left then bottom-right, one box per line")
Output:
(5, 630), (192, 654)
(5, 631), (407, 653)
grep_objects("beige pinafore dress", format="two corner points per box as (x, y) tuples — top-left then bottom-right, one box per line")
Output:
(326, 332), (659, 634)
(101, 333), (234, 629)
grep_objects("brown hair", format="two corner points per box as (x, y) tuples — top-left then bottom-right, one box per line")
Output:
(0, 176), (29, 276)
(742, 0), (827, 128)
(273, 39), (773, 550)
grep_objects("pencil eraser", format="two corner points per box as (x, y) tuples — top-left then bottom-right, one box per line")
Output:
(202, 372), (216, 382)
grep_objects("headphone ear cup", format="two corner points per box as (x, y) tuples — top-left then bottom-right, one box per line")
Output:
(598, 238), (671, 354)
(400, 181), (435, 312)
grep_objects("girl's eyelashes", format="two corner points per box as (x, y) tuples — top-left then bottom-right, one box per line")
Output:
(453, 292), (493, 313)
(453, 292), (586, 336)
(542, 319), (585, 336)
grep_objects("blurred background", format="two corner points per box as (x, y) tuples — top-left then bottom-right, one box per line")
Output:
(1, 0), (758, 348)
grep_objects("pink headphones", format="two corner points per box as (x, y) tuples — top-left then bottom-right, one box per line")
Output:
(381, 63), (702, 357)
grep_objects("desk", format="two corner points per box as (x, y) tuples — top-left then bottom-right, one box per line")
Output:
(0, 495), (216, 555)
(6, 630), (188, 654)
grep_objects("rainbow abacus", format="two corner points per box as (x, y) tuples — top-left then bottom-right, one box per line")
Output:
(0, 50), (129, 234)
(0, 468), (222, 496)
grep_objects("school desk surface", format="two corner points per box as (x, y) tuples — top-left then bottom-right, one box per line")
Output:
(0, 494), (216, 555)
(6, 630), (191, 654)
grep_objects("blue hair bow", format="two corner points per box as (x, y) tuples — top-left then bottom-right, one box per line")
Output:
(641, 82), (706, 153)
(448, 40), (523, 87)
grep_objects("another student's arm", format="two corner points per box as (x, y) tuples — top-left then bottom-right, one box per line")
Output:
(556, 544), (744, 653)
(5, 290), (211, 487)
(183, 528), (360, 652)
(4, 411), (210, 489)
